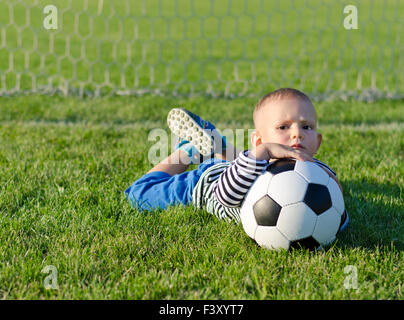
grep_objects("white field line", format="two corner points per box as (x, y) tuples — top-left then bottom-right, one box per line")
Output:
(0, 120), (403, 131)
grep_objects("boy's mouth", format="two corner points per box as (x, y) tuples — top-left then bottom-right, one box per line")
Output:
(291, 143), (304, 150)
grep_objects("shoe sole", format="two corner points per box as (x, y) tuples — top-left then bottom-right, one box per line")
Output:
(167, 108), (214, 157)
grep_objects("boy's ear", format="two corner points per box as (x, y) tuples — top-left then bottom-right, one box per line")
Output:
(251, 130), (262, 148)
(316, 132), (323, 150)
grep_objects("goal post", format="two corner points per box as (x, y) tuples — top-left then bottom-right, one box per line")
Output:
(0, 0), (402, 100)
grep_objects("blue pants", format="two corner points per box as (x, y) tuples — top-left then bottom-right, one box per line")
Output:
(125, 158), (227, 212)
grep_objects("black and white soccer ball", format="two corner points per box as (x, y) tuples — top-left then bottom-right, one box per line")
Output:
(240, 159), (346, 251)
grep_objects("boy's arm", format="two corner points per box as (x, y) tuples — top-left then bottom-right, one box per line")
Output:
(214, 143), (313, 208)
(250, 142), (313, 162)
(213, 151), (268, 208)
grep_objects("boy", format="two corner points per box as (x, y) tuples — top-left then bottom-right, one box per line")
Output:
(125, 88), (349, 231)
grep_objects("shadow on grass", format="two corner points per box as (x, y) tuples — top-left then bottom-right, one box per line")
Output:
(336, 179), (403, 251)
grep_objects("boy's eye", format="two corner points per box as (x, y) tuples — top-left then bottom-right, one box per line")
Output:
(277, 124), (314, 130)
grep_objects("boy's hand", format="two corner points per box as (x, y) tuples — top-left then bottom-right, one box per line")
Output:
(251, 143), (313, 162)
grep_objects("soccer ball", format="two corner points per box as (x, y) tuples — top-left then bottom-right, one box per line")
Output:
(240, 159), (346, 251)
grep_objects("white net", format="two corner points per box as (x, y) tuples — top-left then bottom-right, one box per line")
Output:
(0, 0), (403, 100)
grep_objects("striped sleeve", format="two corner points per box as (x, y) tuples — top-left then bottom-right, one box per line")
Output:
(213, 150), (268, 208)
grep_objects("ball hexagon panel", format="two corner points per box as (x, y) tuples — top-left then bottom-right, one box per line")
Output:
(312, 207), (340, 245)
(240, 203), (258, 239)
(268, 171), (308, 206)
(255, 225), (290, 250)
(289, 236), (320, 251)
(253, 195), (282, 226)
(294, 160), (330, 185)
(327, 178), (345, 215)
(267, 159), (296, 175)
(276, 202), (317, 241)
(243, 171), (273, 207)
(303, 183), (332, 215)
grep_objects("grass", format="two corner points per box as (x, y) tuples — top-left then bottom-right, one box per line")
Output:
(0, 95), (403, 299)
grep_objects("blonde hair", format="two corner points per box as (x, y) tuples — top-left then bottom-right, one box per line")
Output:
(253, 88), (313, 127)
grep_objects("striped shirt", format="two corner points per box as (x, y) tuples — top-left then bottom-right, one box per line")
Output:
(192, 151), (337, 223)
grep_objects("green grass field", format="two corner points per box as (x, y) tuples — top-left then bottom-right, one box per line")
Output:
(0, 95), (403, 299)
(0, 0), (403, 300)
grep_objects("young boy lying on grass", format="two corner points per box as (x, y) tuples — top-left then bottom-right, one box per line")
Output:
(125, 88), (349, 231)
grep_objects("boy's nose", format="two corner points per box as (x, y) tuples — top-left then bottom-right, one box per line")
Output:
(291, 127), (303, 140)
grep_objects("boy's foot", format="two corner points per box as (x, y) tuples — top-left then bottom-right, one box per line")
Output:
(167, 108), (227, 157)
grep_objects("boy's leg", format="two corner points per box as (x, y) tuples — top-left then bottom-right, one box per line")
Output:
(147, 149), (190, 176)
(127, 148), (198, 211)
(146, 139), (240, 175)
(146, 142), (239, 175)
(131, 145), (227, 212)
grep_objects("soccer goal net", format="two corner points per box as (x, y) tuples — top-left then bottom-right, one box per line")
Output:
(0, 0), (402, 100)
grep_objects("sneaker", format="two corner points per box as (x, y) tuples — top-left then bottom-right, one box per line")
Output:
(167, 108), (227, 157)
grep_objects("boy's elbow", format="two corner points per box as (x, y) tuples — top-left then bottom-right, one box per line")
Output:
(213, 186), (242, 208)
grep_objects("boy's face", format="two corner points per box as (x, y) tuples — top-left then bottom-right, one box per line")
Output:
(252, 97), (322, 158)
